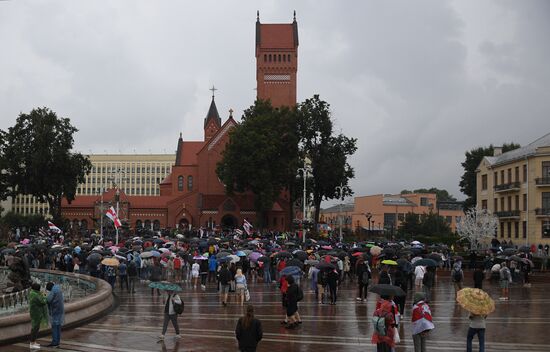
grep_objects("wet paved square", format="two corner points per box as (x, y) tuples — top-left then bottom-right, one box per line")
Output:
(2, 272), (549, 351)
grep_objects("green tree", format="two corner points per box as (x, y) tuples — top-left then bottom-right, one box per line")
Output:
(1, 107), (92, 224)
(398, 212), (421, 237)
(398, 211), (453, 238)
(297, 95), (357, 225)
(459, 143), (520, 210)
(216, 100), (299, 227)
(400, 188), (457, 202)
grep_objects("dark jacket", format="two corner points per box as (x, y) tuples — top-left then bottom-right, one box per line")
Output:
(218, 268), (231, 285)
(327, 270), (339, 287)
(235, 317), (263, 351)
(286, 283), (299, 307)
(423, 270), (435, 288)
(473, 270), (484, 287)
(378, 270), (392, 285)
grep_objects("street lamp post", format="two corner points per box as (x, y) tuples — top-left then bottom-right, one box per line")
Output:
(298, 161), (312, 245)
(335, 184), (345, 243)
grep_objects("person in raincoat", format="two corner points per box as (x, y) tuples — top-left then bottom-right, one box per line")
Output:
(29, 283), (48, 350)
(46, 282), (64, 348)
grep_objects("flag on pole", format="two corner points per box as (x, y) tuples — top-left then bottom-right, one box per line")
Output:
(243, 219), (253, 236)
(39, 227), (49, 237)
(106, 206), (122, 229)
(47, 221), (62, 233)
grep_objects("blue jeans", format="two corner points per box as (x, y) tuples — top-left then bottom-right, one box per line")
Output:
(264, 269), (271, 283)
(51, 324), (61, 346)
(467, 328), (485, 352)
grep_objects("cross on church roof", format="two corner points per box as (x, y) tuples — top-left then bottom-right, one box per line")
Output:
(210, 85), (217, 99)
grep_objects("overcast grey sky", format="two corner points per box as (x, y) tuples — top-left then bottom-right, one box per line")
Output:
(1, 0), (549, 202)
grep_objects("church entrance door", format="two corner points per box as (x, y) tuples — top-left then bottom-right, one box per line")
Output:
(221, 214), (238, 229)
(179, 218), (190, 230)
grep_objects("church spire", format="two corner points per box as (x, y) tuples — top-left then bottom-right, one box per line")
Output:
(204, 88), (222, 140)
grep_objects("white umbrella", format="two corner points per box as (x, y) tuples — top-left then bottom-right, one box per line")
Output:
(411, 240), (421, 245)
(228, 254), (240, 263)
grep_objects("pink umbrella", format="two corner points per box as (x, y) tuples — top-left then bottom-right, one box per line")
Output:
(249, 252), (263, 262)
(109, 246), (119, 254)
(321, 245), (332, 250)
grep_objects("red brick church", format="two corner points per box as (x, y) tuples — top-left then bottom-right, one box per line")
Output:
(62, 13), (299, 232)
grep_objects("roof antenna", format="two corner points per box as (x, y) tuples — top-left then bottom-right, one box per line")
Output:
(293, 10), (296, 22)
(257, 10), (260, 22)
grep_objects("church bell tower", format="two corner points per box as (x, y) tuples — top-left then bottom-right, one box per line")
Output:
(255, 11), (298, 108)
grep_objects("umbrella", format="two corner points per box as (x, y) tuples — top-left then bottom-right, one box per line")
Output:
(235, 250), (247, 257)
(369, 284), (406, 297)
(286, 258), (304, 269)
(158, 248), (170, 253)
(217, 256), (231, 264)
(518, 246), (530, 253)
(305, 259), (319, 265)
(140, 252), (154, 259)
(411, 240), (421, 245)
(292, 250), (308, 261)
(217, 252), (231, 258)
(272, 251), (293, 259)
(74, 246), (81, 254)
(428, 253), (442, 262)
(284, 242), (297, 247)
(321, 245), (333, 250)
(101, 258), (120, 267)
(522, 258), (534, 268)
(207, 238), (218, 245)
(413, 258), (438, 267)
(1, 248), (15, 255)
(115, 254), (127, 261)
(456, 288), (495, 315)
(227, 254), (240, 263)
(258, 256), (270, 263)
(381, 260), (398, 266)
(502, 248), (517, 256)
(193, 255), (208, 260)
(149, 281), (183, 292)
(248, 252), (263, 262)
(509, 255), (523, 262)
(153, 239), (165, 244)
(87, 252), (102, 264)
(370, 246), (382, 256)
(109, 246), (119, 254)
(316, 262), (337, 270)
(280, 266), (302, 276)
(176, 234), (184, 239)
(352, 252), (364, 257)
(150, 251), (161, 258)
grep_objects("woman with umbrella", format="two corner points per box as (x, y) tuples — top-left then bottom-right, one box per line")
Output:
(157, 287), (183, 341)
(456, 288), (495, 352)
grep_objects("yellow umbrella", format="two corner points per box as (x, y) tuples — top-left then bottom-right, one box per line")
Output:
(101, 258), (120, 267)
(456, 288), (495, 315)
(381, 259), (398, 266)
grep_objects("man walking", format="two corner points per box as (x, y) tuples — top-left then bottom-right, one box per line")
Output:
(46, 282), (64, 348)
(218, 263), (232, 306)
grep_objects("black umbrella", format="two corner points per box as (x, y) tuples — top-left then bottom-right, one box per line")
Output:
(413, 258), (438, 267)
(428, 253), (442, 262)
(258, 256), (270, 263)
(502, 248), (517, 256)
(369, 284), (406, 297)
(286, 258), (304, 269)
(87, 252), (102, 265)
(273, 251), (293, 259)
(207, 238), (218, 245)
(316, 262), (337, 270)
(1, 248), (15, 255)
(292, 250), (308, 261)
(518, 246), (530, 253)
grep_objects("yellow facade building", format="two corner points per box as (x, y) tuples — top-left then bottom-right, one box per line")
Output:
(476, 133), (550, 245)
(9, 154), (175, 217)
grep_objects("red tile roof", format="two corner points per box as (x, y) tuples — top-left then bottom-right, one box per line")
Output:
(177, 141), (204, 165)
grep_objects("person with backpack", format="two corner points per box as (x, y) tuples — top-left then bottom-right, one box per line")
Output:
(356, 259), (371, 302)
(64, 252), (73, 273)
(411, 292), (434, 352)
(284, 275), (303, 329)
(327, 268), (339, 305)
(158, 290), (182, 341)
(379, 265), (392, 285)
(451, 262), (464, 294)
(371, 299), (396, 352)
(422, 267), (435, 303)
(499, 261), (512, 300)
(218, 263), (232, 306)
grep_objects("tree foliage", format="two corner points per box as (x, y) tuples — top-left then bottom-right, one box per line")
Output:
(459, 143), (520, 210)
(398, 212), (453, 238)
(400, 188), (457, 202)
(457, 206), (498, 249)
(216, 100), (299, 226)
(0, 107), (92, 223)
(297, 95), (357, 225)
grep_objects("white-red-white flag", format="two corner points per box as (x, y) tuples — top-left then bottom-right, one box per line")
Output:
(106, 207), (122, 229)
(47, 221), (62, 233)
(243, 219), (253, 236)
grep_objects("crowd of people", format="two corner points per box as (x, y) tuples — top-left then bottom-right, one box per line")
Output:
(0, 228), (542, 351)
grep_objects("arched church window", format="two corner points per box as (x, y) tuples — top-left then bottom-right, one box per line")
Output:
(278, 54), (281, 62)
(187, 176), (193, 191)
(283, 54), (286, 62)
(288, 54), (291, 62)
(269, 54), (272, 62)
(178, 176), (184, 191)
(264, 54), (267, 62)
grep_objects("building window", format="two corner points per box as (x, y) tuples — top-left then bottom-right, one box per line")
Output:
(523, 164), (527, 182)
(543, 192), (550, 210)
(383, 213), (396, 227)
(507, 168), (512, 183)
(500, 222), (504, 238)
(420, 197), (428, 206)
(456, 216), (462, 224)
(481, 174), (488, 190)
(288, 54), (291, 62)
(398, 213), (404, 221)
(273, 217), (277, 226)
(283, 54), (286, 62)
(178, 176), (184, 191)
(264, 54), (267, 62)
(446, 216), (453, 223)
(507, 222), (512, 238)
(543, 221), (550, 238)
(482, 200), (488, 209)
(515, 166), (519, 182)
(515, 195), (519, 211)
(523, 221), (527, 239)
(187, 176), (193, 191)
(501, 170), (504, 184)
(494, 172), (498, 186)
(514, 222), (519, 238)
(268, 54), (272, 62)
(500, 197), (504, 211)
(507, 196), (512, 211)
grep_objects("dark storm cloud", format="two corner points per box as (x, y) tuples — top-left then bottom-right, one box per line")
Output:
(0, 0), (548, 202)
